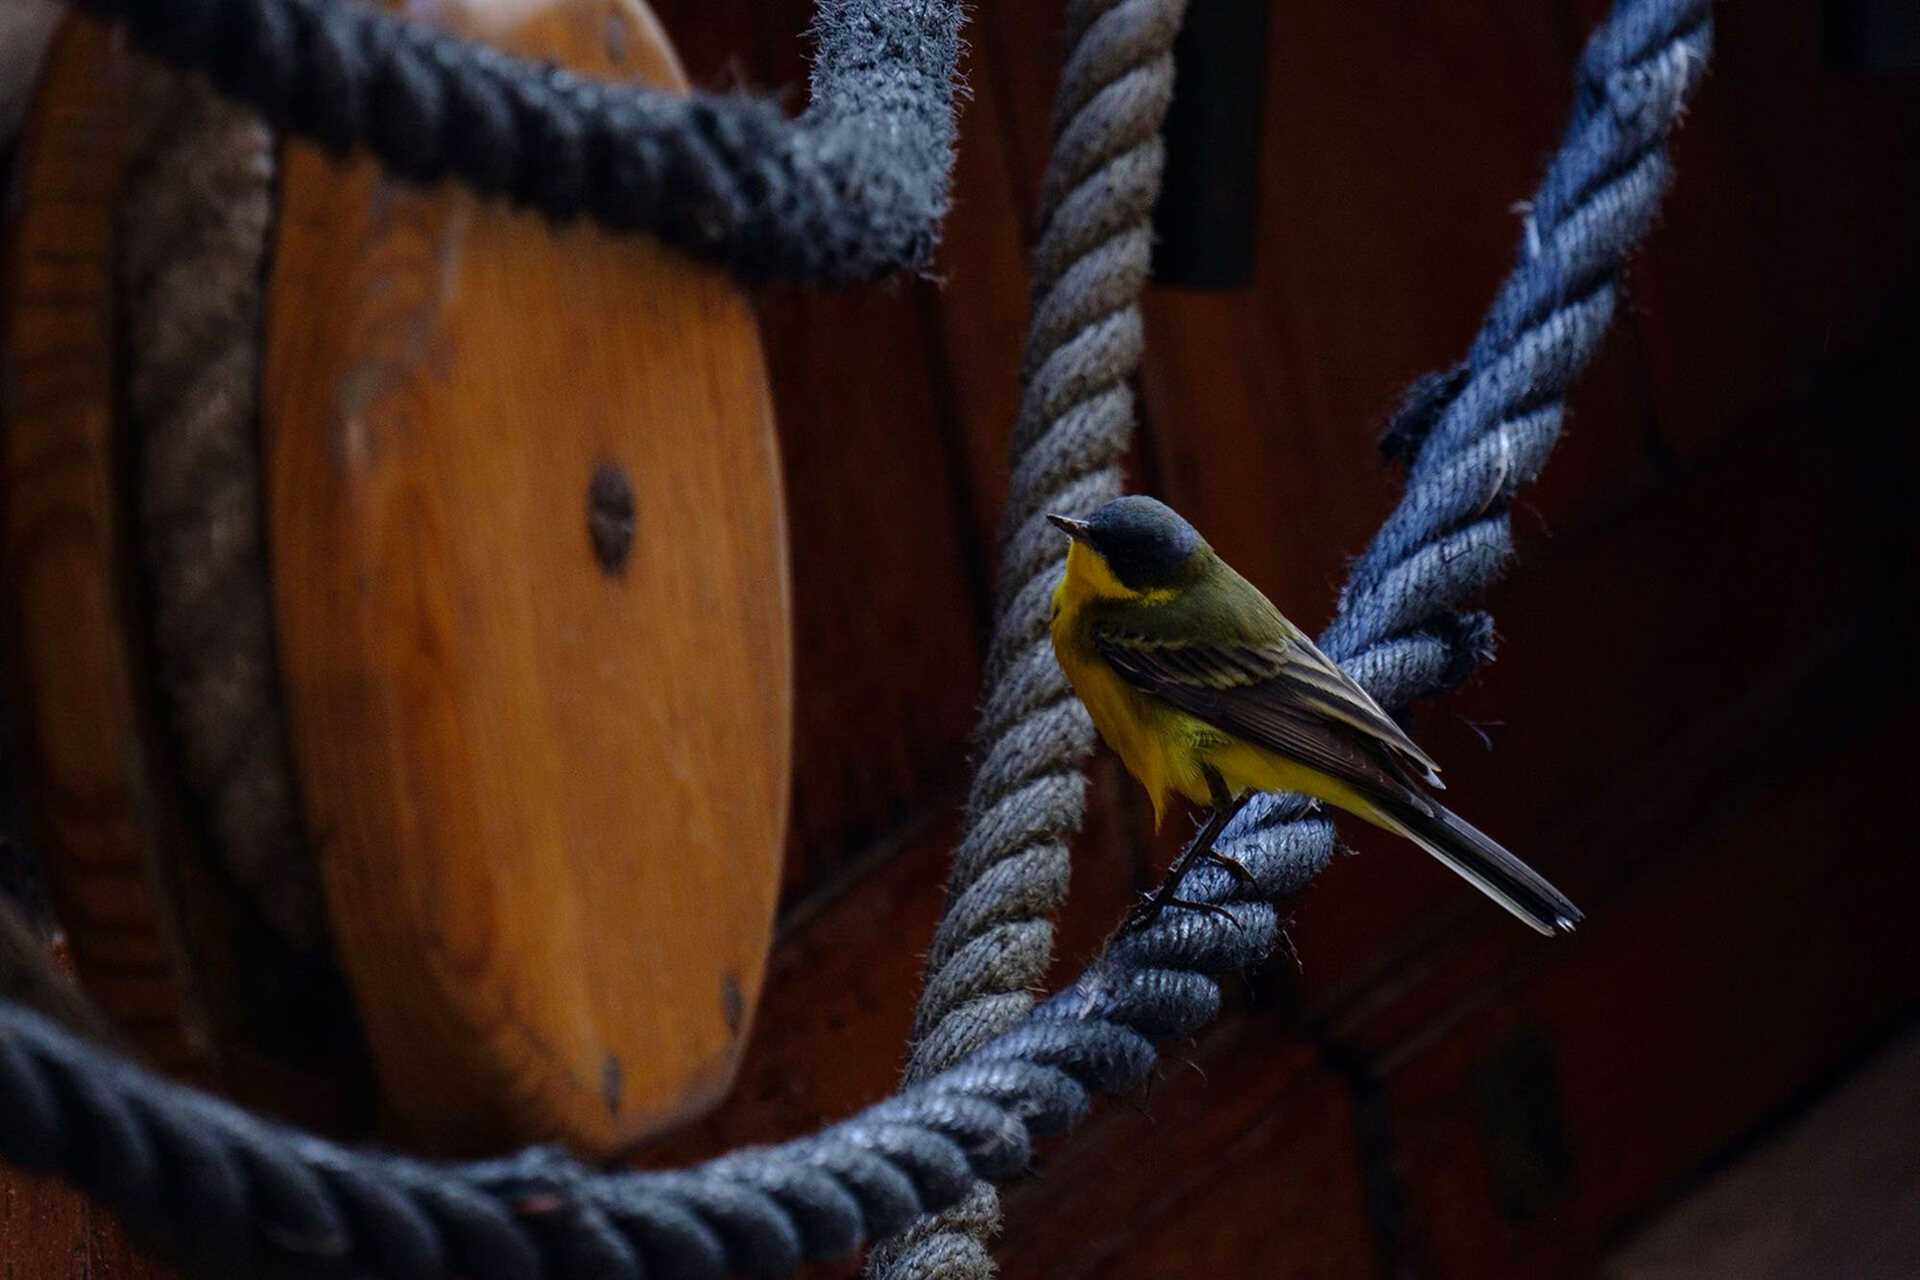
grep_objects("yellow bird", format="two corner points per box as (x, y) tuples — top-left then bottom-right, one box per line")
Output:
(1047, 496), (1581, 935)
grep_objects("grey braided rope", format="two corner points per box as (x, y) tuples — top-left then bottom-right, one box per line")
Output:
(116, 59), (326, 947)
(0, 1), (1709, 1276)
(871, 1), (1184, 1276)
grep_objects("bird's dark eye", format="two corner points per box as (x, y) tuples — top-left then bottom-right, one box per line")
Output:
(1083, 497), (1204, 589)
(1095, 526), (1190, 589)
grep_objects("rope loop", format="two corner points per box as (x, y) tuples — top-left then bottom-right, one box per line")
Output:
(74, 0), (965, 282)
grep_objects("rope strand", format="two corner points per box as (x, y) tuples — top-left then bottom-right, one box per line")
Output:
(870, 2), (1184, 1276)
(70, 0), (964, 283)
(0, 0), (1710, 1275)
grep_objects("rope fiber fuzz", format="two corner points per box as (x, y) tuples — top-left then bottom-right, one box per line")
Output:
(0, 0), (1710, 1276)
(71, 0), (964, 283)
(870, 1), (1186, 1276)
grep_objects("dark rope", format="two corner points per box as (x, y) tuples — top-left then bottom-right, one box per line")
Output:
(70, 0), (963, 283)
(0, 0), (1710, 1275)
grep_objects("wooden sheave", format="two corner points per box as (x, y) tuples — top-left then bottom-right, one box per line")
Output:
(2, 0), (791, 1156)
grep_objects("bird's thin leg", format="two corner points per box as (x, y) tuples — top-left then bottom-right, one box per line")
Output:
(1128, 775), (1254, 931)
(1196, 769), (1260, 890)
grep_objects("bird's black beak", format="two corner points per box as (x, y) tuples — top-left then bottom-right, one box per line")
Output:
(1047, 513), (1091, 542)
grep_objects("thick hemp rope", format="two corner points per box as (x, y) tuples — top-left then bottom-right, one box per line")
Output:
(67, 0), (963, 284)
(869, 1), (1184, 1277)
(1219, 0), (1712, 859)
(0, 0), (1710, 1276)
(117, 58), (326, 946)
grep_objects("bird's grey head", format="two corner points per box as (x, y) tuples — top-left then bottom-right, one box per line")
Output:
(1047, 495), (1208, 590)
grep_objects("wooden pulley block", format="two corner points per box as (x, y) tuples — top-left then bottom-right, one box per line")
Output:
(1, 0), (791, 1156)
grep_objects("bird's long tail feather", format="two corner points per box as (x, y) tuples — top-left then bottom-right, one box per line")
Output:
(1375, 797), (1583, 936)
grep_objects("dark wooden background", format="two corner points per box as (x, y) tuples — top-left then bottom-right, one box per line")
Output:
(7, 0), (1920, 1275)
(650, 0), (1920, 1275)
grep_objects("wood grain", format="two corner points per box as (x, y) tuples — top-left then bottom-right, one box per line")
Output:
(0, 17), (198, 1076)
(0, 26), (181, 1272)
(751, 285), (982, 892)
(263, 0), (790, 1155)
(0, 15), (380, 1148)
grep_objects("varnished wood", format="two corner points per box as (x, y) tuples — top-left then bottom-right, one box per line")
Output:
(0, 18), (198, 1076)
(263, 0), (790, 1154)
(0, 128), (179, 1233)
(1, 18), (377, 1140)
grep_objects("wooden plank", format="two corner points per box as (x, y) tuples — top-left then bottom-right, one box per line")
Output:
(1581, 0), (1920, 459)
(1042, 1084), (1374, 1280)
(917, 31), (1036, 561)
(1379, 697), (1917, 1275)
(1283, 399), (1882, 984)
(646, 0), (755, 85)
(1600, 1030), (1920, 1279)
(645, 814), (964, 1163)
(0, 1172), (100, 1280)
(264, 0), (789, 1155)
(660, 0), (992, 897)
(752, 286), (984, 893)
(973, 2), (1066, 225)
(993, 1019), (1367, 1278)
(1138, 0), (1576, 613)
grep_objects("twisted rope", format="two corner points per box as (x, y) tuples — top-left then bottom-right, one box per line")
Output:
(71, 0), (962, 283)
(118, 57), (325, 946)
(1226, 0), (1711, 858)
(0, 0), (1709, 1275)
(872, 1), (1184, 1276)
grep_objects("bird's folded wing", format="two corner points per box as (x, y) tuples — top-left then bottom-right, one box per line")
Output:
(1260, 632), (1444, 783)
(1093, 626), (1438, 796)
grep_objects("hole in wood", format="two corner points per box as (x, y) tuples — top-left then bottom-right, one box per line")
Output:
(588, 460), (637, 575)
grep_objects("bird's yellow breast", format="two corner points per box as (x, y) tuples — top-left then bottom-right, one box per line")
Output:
(1050, 543), (1209, 826)
(1050, 541), (1391, 828)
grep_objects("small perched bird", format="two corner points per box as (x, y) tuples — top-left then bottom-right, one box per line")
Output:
(1047, 496), (1581, 935)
